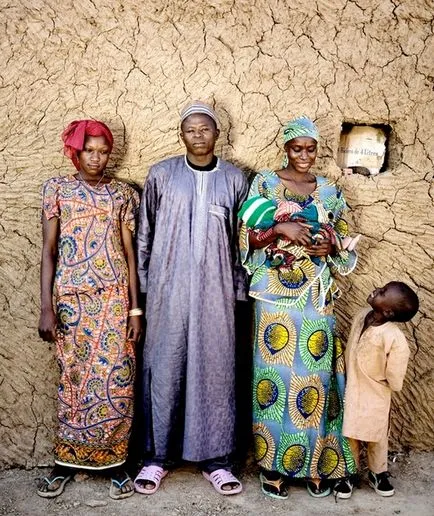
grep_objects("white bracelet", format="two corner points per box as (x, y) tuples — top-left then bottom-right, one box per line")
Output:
(129, 308), (143, 317)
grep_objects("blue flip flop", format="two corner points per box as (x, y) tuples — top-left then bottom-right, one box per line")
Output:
(37, 474), (72, 498)
(110, 475), (135, 500)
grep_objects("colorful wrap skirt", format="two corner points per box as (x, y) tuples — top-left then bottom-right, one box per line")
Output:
(53, 285), (135, 470)
(252, 291), (356, 480)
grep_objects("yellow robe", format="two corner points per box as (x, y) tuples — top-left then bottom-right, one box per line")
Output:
(342, 308), (410, 442)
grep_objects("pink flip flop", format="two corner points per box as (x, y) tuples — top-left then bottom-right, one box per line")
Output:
(134, 465), (168, 495)
(202, 469), (243, 495)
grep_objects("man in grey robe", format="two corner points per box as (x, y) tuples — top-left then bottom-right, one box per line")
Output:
(134, 101), (248, 495)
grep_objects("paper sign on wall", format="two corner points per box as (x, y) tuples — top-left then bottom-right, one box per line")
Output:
(337, 126), (387, 175)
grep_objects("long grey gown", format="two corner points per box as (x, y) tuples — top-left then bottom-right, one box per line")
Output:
(137, 155), (248, 462)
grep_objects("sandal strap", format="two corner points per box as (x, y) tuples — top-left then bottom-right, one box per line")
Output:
(261, 475), (285, 490)
(208, 469), (240, 486)
(111, 476), (131, 489)
(42, 475), (67, 486)
(135, 465), (166, 483)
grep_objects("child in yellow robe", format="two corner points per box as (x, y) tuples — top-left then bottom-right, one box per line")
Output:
(334, 281), (419, 499)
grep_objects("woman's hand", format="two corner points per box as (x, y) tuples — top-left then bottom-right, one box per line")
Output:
(38, 308), (57, 342)
(39, 215), (59, 342)
(127, 315), (142, 342)
(305, 239), (334, 257)
(275, 221), (313, 247)
(120, 220), (143, 343)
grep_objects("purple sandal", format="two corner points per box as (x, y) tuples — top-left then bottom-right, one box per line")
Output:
(134, 465), (168, 495)
(202, 469), (243, 495)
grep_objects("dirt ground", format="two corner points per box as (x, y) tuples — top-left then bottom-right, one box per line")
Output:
(0, 451), (432, 516)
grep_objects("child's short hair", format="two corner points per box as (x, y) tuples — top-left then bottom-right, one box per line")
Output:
(389, 282), (419, 322)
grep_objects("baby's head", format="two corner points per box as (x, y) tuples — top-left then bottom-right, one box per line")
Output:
(367, 281), (419, 322)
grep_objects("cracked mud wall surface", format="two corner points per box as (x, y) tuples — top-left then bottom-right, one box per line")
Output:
(0, 0), (433, 467)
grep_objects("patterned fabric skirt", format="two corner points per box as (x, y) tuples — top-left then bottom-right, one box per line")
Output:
(252, 293), (356, 480)
(54, 285), (135, 470)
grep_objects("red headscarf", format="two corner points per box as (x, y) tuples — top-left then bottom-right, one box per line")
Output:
(61, 119), (114, 170)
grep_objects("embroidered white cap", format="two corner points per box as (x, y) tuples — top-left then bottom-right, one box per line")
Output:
(180, 101), (218, 127)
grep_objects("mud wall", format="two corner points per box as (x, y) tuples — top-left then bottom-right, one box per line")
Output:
(0, 0), (433, 467)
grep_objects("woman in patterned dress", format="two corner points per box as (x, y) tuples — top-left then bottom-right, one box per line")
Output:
(37, 120), (141, 499)
(240, 117), (358, 498)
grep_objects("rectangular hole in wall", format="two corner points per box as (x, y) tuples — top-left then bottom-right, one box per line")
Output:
(337, 123), (392, 176)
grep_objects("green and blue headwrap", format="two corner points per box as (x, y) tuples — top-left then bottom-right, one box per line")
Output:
(282, 116), (319, 166)
(283, 116), (319, 144)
